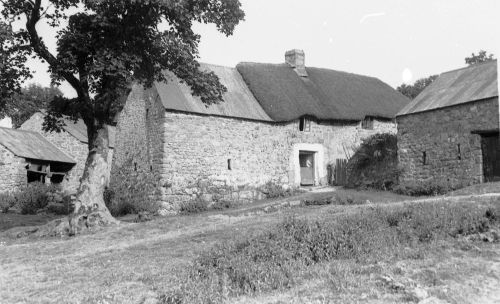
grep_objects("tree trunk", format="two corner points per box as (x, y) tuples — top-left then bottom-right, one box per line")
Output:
(68, 125), (118, 235)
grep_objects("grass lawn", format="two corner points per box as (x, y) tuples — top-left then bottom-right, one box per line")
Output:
(0, 187), (499, 304)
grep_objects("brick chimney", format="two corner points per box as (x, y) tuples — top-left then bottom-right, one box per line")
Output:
(285, 49), (307, 77)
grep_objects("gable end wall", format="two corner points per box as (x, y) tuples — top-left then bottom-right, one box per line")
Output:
(397, 97), (499, 184)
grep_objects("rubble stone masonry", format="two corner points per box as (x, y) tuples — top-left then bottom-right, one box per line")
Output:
(397, 97), (499, 184)
(113, 85), (397, 212)
(0, 145), (26, 193)
(157, 111), (394, 210)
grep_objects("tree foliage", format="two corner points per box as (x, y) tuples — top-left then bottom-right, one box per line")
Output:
(4, 84), (62, 128)
(397, 75), (438, 100)
(465, 50), (495, 66)
(0, 0), (245, 144)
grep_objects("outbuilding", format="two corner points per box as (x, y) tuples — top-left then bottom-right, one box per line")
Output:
(397, 60), (499, 184)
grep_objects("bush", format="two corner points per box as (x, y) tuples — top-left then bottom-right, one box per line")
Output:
(46, 194), (74, 215)
(0, 192), (17, 213)
(179, 199), (209, 214)
(259, 181), (296, 199)
(302, 192), (366, 206)
(162, 199), (500, 302)
(346, 133), (400, 191)
(16, 183), (59, 214)
(393, 178), (466, 196)
(107, 158), (161, 216)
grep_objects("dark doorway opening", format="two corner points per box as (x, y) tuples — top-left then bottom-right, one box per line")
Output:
(481, 133), (500, 182)
(299, 151), (315, 186)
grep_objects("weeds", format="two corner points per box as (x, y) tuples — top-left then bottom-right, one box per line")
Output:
(160, 199), (500, 303)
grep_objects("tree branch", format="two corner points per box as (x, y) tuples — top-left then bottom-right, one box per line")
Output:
(25, 0), (86, 99)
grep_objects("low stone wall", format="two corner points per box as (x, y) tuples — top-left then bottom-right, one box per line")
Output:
(0, 145), (26, 193)
(397, 97), (499, 185)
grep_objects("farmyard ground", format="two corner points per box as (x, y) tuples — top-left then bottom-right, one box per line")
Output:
(1, 186), (500, 304)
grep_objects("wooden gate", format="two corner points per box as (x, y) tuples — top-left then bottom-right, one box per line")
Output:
(481, 133), (500, 182)
(334, 158), (348, 186)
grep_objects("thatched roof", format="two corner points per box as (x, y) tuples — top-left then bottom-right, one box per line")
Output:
(398, 60), (498, 116)
(236, 63), (409, 121)
(154, 64), (273, 121)
(153, 62), (408, 122)
(0, 127), (75, 164)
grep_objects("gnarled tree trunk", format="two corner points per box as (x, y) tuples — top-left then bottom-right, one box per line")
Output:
(68, 125), (118, 235)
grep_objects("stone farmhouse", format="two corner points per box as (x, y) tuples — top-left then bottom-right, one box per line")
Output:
(112, 49), (409, 211)
(0, 112), (115, 193)
(397, 60), (499, 185)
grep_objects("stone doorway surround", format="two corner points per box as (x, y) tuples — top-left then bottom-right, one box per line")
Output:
(290, 143), (325, 186)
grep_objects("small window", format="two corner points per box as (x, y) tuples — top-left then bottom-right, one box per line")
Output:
(134, 162), (137, 171)
(146, 108), (149, 118)
(227, 159), (232, 170)
(422, 152), (427, 165)
(362, 117), (374, 130)
(457, 144), (462, 160)
(299, 117), (311, 132)
(150, 165), (153, 172)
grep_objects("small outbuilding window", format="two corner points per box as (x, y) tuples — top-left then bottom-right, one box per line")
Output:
(457, 144), (462, 160)
(134, 162), (137, 171)
(422, 152), (427, 165)
(227, 159), (232, 170)
(362, 117), (374, 130)
(299, 117), (311, 132)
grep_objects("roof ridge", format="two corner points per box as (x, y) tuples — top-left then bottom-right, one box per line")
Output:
(0, 126), (40, 135)
(440, 59), (497, 76)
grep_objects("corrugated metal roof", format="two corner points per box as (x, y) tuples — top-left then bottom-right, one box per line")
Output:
(398, 60), (498, 116)
(236, 63), (410, 121)
(0, 127), (76, 164)
(154, 64), (273, 121)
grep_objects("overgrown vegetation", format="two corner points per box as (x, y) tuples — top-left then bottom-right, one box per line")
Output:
(106, 159), (161, 217)
(393, 178), (467, 196)
(346, 133), (399, 191)
(0, 183), (72, 215)
(301, 191), (367, 206)
(346, 133), (468, 196)
(259, 181), (298, 199)
(161, 199), (500, 303)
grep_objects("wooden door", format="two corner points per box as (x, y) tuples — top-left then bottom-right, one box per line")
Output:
(299, 152), (314, 186)
(481, 134), (500, 182)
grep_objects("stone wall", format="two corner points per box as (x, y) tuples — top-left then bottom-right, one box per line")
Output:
(113, 85), (398, 211)
(0, 145), (27, 193)
(397, 97), (499, 185)
(110, 85), (164, 208)
(158, 111), (395, 209)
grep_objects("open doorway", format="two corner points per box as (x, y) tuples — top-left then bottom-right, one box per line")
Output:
(481, 133), (500, 182)
(299, 151), (315, 186)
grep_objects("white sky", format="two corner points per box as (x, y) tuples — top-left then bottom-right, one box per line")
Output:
(24, 0), (500, 97)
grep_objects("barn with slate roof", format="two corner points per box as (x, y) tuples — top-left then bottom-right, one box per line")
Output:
(112, 50), (409, 212)
(0, 127), (76, 193)
(397, 60), (499, 184)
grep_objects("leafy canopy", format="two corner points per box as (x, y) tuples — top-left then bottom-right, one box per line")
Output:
(0, 0), (244, 139)
(397, 75), (438, 100)
(465, 50), (495, 66)
(4, 84), (62, 128)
